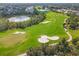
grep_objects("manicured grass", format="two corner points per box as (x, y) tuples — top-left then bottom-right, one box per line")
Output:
(0, 12), (68, 55)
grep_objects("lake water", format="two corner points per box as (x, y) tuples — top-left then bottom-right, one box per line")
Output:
(8, 16), (30, 22)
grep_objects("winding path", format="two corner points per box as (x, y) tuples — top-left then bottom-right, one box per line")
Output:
(64, 19), (72, 42)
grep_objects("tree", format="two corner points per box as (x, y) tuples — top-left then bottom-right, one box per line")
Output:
(27, 38), (79, 56)
(0, 19), (8, 31)
(67, 13), (79, 30)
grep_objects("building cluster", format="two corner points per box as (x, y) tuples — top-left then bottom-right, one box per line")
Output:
(0, 4), (79, 17)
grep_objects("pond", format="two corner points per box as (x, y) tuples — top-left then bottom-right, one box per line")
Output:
(8, 16), (30, 22)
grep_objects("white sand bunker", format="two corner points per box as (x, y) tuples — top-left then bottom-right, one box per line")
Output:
(41, 21), (51, 24)
(13, 31), (25, 35)
(38, 35), (59, 43)
(48, 36), (59, 40)
(38, 35), (49, 43)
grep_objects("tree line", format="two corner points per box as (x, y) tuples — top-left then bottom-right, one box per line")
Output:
(0, 14), (45, 31)
(27, 38), (79, 56)
(65, 12), (79, 30)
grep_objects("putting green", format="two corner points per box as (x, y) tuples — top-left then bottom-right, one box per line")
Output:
(0, 11), (68, 56)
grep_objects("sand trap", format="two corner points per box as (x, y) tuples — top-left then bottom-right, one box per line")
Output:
(38, 35), (49, 43)
(41, 21), (51, 24)
(38, 35), (59, 43)
(48, 36), (59, 40)
(18, 53), (27, 56)
(13, 31), (25, 35)
(49, 43), (58, 46)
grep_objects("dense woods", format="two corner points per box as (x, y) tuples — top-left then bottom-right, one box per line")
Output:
(0, 4), (47, 31)
(27, 38), (79, 56)
(0, 19), (8, 31)
(66, 12), (79, 30)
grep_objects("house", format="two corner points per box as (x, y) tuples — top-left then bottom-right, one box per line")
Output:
(35, 6), (49, 14)
(25, 6), (34, 14)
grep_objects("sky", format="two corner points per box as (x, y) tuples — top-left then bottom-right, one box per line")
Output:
(0, 0), (79, 3)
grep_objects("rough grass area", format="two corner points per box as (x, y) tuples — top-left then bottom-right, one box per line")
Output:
(69, 29), (79, 39)
(0, 33), (26, 47)
(0, 12), (68, 55)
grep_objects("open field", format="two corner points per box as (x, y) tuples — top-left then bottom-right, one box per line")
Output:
(0, 12), (68, 55)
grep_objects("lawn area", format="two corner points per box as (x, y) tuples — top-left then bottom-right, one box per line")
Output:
(0, 11), (68, 55)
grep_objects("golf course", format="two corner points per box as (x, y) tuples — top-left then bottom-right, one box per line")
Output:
(0, 11), (68, 56)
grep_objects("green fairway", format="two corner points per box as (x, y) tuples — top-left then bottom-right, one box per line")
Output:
(0, 12), (68, 55)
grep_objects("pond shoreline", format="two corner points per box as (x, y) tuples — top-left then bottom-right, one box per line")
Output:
(8, 15), (30, 22)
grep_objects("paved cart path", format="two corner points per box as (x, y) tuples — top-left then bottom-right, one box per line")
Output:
(64, 19), (72, 42)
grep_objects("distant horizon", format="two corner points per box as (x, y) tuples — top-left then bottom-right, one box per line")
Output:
(0, 0), (79, 3)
